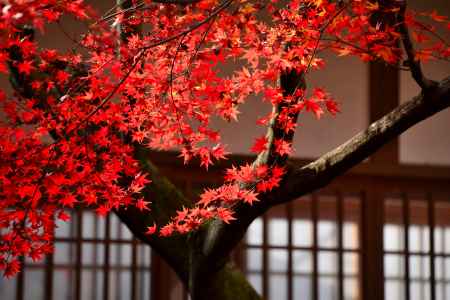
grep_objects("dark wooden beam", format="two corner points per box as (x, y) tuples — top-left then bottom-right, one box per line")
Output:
(369, 62), (400, 163)
(151, 252), (173, 300)
(362, 187), (384, 300)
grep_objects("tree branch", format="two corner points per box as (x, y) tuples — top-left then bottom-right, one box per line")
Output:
(197, 74), (450, 273)
(398, 2), (435, 90)
(254, 69), (306, 167)
(278, 75), (450, 203)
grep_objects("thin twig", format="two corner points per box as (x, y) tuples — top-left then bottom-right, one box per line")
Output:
(398, 3), (434, 89)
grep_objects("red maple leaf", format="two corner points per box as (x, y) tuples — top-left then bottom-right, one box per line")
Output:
(145, 223), (157, 235)
(216, 208), (236, 224)
(60, 194), (77, 208)
(136, 198), (151, 211)
(17, 61), (34, 75)
(274, 139), (293, 156)
(160, 224), (174, 237)
(305, 99), (324, 119)
(250, 136), (268, 153)
(57, 211), (71, 222)
(242, 190), (259, 205)
(325, 100), (340, 115)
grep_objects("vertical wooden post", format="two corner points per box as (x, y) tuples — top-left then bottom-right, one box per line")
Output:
(362, 186), (385, 300)
(427, 193), (436, 300)
(75, 210), (83, 300)
(131, 238), (138, 300)
(103, 214), (111, 300)
(44, 252), (54, 300)
(151, 253), (172, 300)
(286, 203), (293, 300)
(402, 194), (410, 300)
(262, 214), (269, 299)
(16, 256), (25, 300)
(337, 191), (344, 300)
(311, 194), (318, 300)
(369, 61), (400, 163)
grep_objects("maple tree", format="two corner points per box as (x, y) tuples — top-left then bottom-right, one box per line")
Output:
(0, 0), (449, 299)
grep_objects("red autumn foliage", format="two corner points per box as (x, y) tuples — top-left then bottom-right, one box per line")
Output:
(0, 0), (448, 277)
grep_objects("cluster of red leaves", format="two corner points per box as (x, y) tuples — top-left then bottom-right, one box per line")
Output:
(0, 0), (147, 277)
(0, 0), (449, 277)
(155, 162), (285, 235)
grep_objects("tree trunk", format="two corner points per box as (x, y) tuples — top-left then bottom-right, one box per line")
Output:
(190, 262), (262, 300)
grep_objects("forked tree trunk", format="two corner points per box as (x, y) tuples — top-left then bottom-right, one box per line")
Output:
(115, 147), (263, 300)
